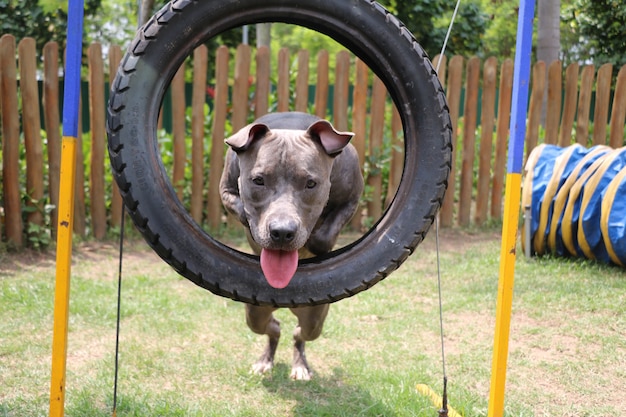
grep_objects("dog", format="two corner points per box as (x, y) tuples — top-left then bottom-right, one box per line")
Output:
(219, 112), (364, 380)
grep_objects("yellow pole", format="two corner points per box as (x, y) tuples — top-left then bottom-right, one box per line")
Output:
(49, 2), (83, 415)
(487, 0), (534, 413)
(49, 136), (77, 417)
(487, 173), (521, 417)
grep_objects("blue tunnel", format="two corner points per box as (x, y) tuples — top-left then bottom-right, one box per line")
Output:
(523, 144), (626, 267)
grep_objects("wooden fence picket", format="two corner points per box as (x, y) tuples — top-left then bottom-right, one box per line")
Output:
(545, 60), (562, 144)
(313, 50), (329, 119)
(72, 77), (86, 237)
(88, 42), (107, 239)
(351, 57), (368, 169)
(366, 76), (386, 222)
(255, 45), (270, 118)
(19, 38), (45, 237)
(491, 58), (513, 220)
(1, 34), (23, 247)
(592, 63), (613, 146)
(333, 50), (350, 131)
(43, 41), (62, 237)
(526, 61), (545, 158)
(575, 64), (595, 145)
(232, 43), (251, 131)
(459, 56), (480, 227)
(295, 49), (310, 112)
(609, 65), (626, 148)
(206, 46), (229, 231)
(277, 47), (290, 112)
(350, 58), (369, 230)
(386, 106), (403, 210)
(558, 62), (579, 147)
(191, 45), (208, 224)
(171, 63), (186, 199)
(228, 43), (253, 227)
(440, 55), (463, 227)
(475, 56), (498, 225)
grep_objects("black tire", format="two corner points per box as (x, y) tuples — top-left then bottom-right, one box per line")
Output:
(107, 0), (452, 307)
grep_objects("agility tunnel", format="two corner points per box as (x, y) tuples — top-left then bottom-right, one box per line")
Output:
(522, 143), (626, 266)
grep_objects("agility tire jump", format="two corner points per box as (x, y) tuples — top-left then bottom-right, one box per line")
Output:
(106, 0), (452, 307)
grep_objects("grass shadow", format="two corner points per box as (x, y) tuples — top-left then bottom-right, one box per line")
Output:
(261, 363), (398, 417)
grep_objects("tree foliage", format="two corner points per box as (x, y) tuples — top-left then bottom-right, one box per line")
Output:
(271, 24), (343, 58)
(562, 0), (626, 67)
(270, 1), (493, 61)
(387, 0), (489, 59)
(481, 0), (519, 59)
(0, 0), (102, 53)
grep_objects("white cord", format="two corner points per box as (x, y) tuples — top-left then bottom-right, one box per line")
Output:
(435, 0), (463, 386)
(436, 0), (462, 74)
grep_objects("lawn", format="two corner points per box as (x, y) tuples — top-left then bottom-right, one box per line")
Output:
(1, 227), (624, 416)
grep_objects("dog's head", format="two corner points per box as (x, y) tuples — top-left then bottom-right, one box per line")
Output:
(225, 119), (354, 288)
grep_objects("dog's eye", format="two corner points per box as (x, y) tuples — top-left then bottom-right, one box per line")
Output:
(306, 179), (317, 189)
(252, 176), (264, 186)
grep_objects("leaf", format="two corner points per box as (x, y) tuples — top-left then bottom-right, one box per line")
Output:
(38, 0), (67, 14)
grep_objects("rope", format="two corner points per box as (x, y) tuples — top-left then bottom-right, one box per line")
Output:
(434, 216), (449, 415)
(433, 0), (462, 415)
(112, 207), (125, 416)
(436, 0), (462, 74)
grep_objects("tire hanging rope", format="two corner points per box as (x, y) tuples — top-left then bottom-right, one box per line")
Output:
(106, 0), (453, 307)
(421, 0), (463, 415)
(112, 205), (124, 417)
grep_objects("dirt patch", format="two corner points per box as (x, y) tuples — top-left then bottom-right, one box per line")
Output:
(0, 239), (162, 279)
(0, 248), (56, 275)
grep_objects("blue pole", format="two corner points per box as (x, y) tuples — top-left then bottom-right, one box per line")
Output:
(49, 1), (85, 416)
(62, 0), (84, 138)
(507, 0), (535, 176)
(488, 0), (535, 416)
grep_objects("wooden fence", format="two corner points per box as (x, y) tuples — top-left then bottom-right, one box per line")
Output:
(1, 33), (626, 247)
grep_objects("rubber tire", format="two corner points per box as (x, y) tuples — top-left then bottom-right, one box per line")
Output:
(107, 0), (452, 307)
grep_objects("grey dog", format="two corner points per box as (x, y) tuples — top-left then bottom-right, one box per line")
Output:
(219, 112), (364, 380)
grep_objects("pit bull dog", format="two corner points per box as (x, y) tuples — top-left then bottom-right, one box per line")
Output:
(219, 112), (364, 380)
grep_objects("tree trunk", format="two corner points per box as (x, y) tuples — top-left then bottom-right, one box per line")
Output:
(537, 0), (560, 65)
(139, 0), (155, 27)
(537, 0), (560, 124)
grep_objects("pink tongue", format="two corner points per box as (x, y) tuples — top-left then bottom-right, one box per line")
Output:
(260, 249), (299, 289)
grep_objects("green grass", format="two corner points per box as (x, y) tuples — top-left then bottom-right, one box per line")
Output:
(1, 228), (625, 416)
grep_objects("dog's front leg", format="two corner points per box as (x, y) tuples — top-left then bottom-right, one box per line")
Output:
(245, 304), (280, 375)
(306, 206), (357, 254)
(289, 304), (330, 380)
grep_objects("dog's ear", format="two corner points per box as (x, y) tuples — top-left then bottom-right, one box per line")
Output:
(307, 120), (355, 156)
(225, 123), (270, 152)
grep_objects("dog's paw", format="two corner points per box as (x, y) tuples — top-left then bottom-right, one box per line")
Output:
(251, 358), (274, 375)
(290, 364), (312, 381)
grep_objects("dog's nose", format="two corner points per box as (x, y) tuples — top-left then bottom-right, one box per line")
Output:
(269, 219), (298, 244)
